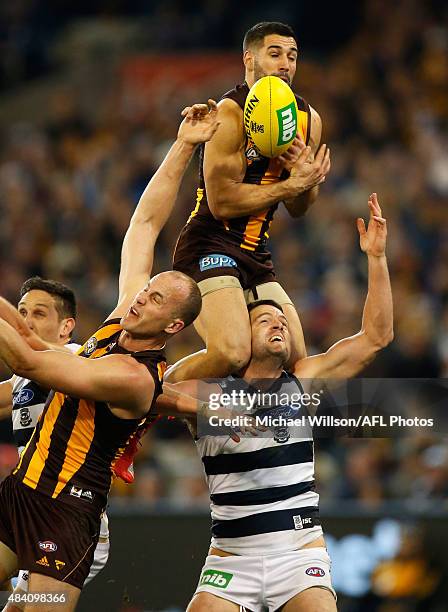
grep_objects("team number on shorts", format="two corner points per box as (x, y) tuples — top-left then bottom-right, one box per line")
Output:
(200, 569), (233, 589)
(199, 254), (237, 272)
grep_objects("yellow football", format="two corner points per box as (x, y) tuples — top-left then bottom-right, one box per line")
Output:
(244, 76), (298, 158)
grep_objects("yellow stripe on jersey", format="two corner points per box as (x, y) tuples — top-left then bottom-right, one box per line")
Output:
(297, 109), (308, 144)
(188, 188), (204, 223)
(21, 392), (65, 489)
(157, 361), (167, 382)
(240, 158), (279, 251)
(240, 213), (268, 251)
(52, 398), (96, 498)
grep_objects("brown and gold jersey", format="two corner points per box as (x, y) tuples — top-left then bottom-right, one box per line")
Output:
(187, 82), (311, 253)
(13, 319), (166, 514)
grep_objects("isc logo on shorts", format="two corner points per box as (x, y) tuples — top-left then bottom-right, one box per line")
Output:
(293, 515), (313, 530)
(199, 254), (237, 272)
(200, 569), (233, 589)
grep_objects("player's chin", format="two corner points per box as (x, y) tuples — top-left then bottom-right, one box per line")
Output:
(120, 314), (135, 332)
(267, 342), (289, 359)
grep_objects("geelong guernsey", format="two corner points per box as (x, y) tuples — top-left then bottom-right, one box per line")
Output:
(12, 342), (80, 450)
(196, 373), (323, 555)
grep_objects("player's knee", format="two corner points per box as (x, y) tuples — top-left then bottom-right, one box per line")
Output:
(210, 342), (251, 373)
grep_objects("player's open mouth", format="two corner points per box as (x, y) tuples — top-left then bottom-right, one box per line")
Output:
(130, 307), (139, 317)
(277, 75), (290, 84)
(269, 335), (283, 343)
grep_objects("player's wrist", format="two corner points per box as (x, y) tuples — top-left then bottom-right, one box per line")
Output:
(174, 136), (197, 154)
(367, 252), (387, 260)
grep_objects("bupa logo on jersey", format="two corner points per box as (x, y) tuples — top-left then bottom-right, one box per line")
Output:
(13, 388), (34, 406)
(199, 254), (238, 272)
(38, 540), (58, 553)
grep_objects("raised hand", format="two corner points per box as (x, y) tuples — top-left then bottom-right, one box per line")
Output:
(178, 99), (220, 145)
(357, 193), (387, 257)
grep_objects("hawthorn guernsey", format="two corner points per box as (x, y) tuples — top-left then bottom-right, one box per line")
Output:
(243, 75), (298, 157)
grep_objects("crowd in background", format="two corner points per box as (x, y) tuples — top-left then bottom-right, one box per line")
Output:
(0, 0), (447, 514)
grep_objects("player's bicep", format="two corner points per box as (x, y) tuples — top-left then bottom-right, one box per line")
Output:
(204, 101), (246, 212)
(294, 333), (375, 380)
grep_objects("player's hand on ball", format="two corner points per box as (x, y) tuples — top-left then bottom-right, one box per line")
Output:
(178, 99), (220, 145)
(277, 135), (306, 171)
(357, 193), (387, 257)
(287, 142), (331, 194)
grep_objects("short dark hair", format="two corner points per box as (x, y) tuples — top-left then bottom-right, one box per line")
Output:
(247, 299), (284, 314)
(243, 22), (297, 52)
(171, 272), (202, 328)
(20, 277), (77, 320)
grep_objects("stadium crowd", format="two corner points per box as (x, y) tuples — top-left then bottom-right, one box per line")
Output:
(0, 0), (447, 512)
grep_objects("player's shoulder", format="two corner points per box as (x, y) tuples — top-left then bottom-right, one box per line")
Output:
(78, 318), (122, 358)
(221, 82), (249, 106)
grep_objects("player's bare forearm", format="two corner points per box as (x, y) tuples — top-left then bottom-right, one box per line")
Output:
(0, 320), (151, 410)
(156, 383), (206, 417)
(208, 171), (313, 220)
(361, 254), (394, 348)
(119, 138), (197, 294)
(284, 186), (319, 218)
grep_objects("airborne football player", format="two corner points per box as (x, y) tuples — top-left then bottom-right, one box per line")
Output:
(169, 21), (330, 383)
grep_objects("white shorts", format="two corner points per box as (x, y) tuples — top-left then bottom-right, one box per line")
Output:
(15, 513), (110, 592)
(194, 547), (335, 612)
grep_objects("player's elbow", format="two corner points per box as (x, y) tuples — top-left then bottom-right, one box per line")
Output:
(207, 194), (230, 221)
(368, 327), (394, 353)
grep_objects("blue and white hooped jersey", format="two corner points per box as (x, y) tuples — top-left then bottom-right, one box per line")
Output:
(12, 342), (80, 450)
(195, 372), (323, 555)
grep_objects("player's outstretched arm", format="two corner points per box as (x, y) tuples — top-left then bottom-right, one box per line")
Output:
(205, 101), (329, 220)
(0, 319), (154, 416)
(294, 193), (393, 380)
(113, 100), (220, 318)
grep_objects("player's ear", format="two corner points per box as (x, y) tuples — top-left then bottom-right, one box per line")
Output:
(60, 317), (75, 340)
(243, 49), (254, 71)
(164, 319), (185, 336)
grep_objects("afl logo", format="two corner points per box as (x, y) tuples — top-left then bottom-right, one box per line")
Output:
(38, 541), (58, 553)
(305, 567), (325, 577)
(246, 146), (261, 161)
(84, 336), (98, 355)
(14, 389), (34, 405)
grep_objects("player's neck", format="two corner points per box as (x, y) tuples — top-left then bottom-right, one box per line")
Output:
(118, 330), (165, 352)
(242, 356), (283, 381)
(245, 73), (255, 88)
